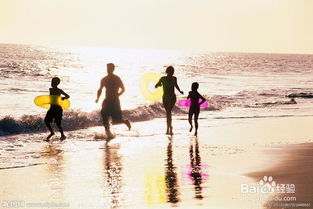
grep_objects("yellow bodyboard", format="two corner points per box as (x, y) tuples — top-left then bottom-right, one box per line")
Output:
(34, 95), (71, 110)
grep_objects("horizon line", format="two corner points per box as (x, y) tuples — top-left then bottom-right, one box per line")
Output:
(1, 41), (313, 56)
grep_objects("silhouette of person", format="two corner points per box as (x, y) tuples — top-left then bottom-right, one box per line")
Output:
(44, 77), (70, 141)
(187, 82), (206, 136)
(155, 66), (183, 135)
(96, 63), (131, 137)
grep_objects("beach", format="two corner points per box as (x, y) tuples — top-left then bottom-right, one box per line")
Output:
(1, 115), (313, 209)
(248, 143), (313, 209)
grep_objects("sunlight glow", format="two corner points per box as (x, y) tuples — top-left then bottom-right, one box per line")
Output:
(1, 0), (313, 53)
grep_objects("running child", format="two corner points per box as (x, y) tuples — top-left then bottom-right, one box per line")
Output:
(44, 77), (70, 141)
(187, 82), (206, 136)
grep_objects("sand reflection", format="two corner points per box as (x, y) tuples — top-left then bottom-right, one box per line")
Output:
(103, 142), (124, 209)
(165, 136), (180, 204)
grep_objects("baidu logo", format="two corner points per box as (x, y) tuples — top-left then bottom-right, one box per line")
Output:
(259, 176), (276, 193)
(241, 176), (295, 194)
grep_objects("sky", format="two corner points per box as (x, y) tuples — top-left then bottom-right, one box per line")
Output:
(1, 0), (313, 54)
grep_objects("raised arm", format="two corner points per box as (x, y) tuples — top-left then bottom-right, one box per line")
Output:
(95, 79), (104, 103)
(60, 90), (70, 100)
(174, 77), (184, 95)
(198, 93), (206, 105)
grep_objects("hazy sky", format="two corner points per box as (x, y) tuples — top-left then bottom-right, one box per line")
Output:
(1, 0), (313, 53)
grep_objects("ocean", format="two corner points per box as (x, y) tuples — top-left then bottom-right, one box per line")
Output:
(1, 43), (313, 136)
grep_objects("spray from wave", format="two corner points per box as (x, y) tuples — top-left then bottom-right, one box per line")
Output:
(0, 101), (219, 136)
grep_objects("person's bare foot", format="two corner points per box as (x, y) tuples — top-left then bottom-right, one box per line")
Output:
(107, 133), (114, 140)
(60, 135), (66, 141)
(125, 120), (131, 131)
(189, 126), (193, 132)
(105, 129), (114, 139)
(45, 132), (55, 141)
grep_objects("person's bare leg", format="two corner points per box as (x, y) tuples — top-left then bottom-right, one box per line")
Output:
(194, 110), (200, 136)
(104, 121), (110, 132)
(101, 113), (112, 137)
(165, 108), (174, 135)
(166, 110), (170, 134)
(104, 123), (113, 139)
(57, 123), (66, 141)
(164, 105), (171, 134)
(168, 111), (173, 135)
(123, 120), (131, 131)
(163, 98), (170, 134)
(45, 120), (54, 141)
(166, 101), (176, 135)
(189, 110), (193, 132)
(164, 99), (175, 135)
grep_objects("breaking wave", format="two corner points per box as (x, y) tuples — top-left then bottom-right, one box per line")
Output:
(0, 101), (219, 136)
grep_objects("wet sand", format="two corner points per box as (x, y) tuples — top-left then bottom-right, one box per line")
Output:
(248, 143), (313, 209)
(1, 116), (313, 209)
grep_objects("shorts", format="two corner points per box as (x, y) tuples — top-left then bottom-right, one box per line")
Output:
(189, 106), (200, 115)
(101, 99), (122, 123)
(44, 105), (63, 125)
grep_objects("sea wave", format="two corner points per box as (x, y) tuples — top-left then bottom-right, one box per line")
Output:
(0, 102), (218, 136)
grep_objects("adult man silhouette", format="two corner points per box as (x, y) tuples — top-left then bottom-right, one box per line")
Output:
(96, 63), (131, 136)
